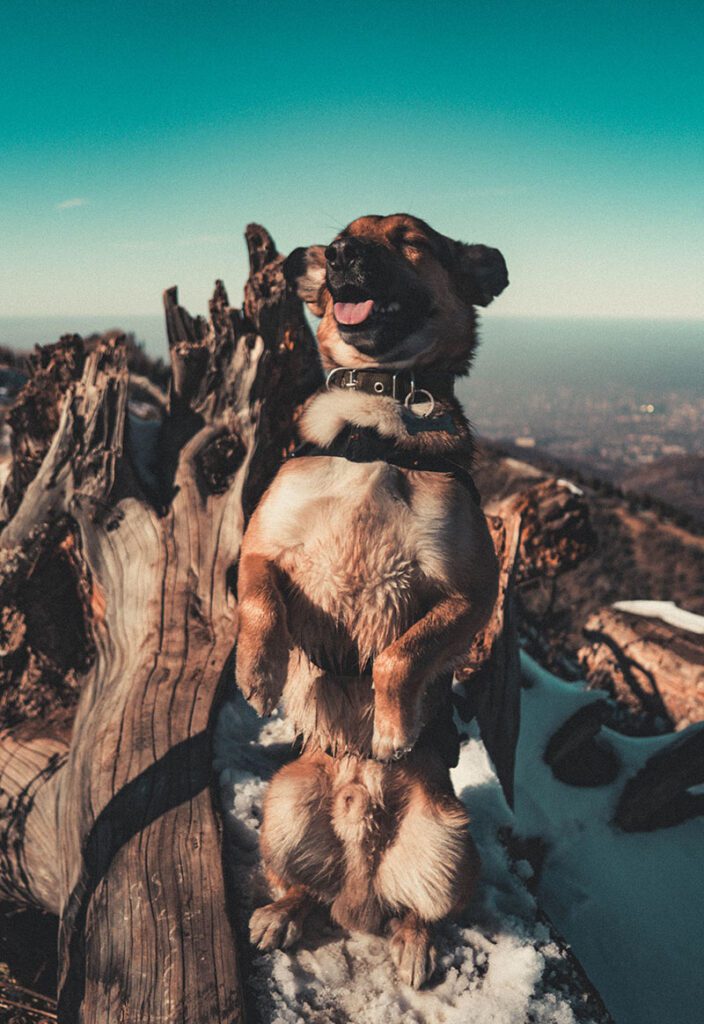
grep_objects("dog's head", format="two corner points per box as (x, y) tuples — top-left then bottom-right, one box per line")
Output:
(284, 213), (508, 374)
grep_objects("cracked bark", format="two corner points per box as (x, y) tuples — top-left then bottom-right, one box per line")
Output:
(0, 225), (320, 1023)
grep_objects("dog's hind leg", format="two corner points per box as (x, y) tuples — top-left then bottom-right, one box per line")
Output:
(375, 767), (480, 987)
(252, 754), (342, 950)
(388, 911), (437, 989)
(259, 752), (343, 894)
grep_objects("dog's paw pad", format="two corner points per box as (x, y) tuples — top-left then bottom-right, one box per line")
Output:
(249, 903), (302, 951)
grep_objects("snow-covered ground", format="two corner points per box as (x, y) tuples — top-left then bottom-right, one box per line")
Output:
(215, 653), (703, 1024)
(514, 655), (704, 1024)
(611, 599), (704, 635)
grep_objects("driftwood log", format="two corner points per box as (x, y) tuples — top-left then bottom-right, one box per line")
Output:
(579, 606), (704, 731)
(577, 610), (704, 831)
(614, 726), (704, 831)
(0, 224), (320, 1023)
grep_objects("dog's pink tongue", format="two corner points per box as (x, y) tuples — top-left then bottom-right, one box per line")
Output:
(334, 299), (374, 325)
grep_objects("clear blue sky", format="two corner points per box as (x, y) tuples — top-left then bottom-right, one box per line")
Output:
(1, 0), (702, 319)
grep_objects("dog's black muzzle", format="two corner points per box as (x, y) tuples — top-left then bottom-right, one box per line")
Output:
(325, 237), (395, 297)
(325, 239), (434, 355)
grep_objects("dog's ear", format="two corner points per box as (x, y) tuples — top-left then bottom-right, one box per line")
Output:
(451, 242), (509, 307)
(283, 245), (327, 317)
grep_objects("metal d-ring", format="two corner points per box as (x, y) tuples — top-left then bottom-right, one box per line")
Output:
(404, 387), (435, 418)
(325, 367), (347, 390)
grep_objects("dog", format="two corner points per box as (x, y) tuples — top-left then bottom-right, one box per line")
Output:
(235, 213), (508, 987)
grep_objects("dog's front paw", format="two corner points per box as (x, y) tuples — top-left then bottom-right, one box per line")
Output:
(235, 644), (287, 717)
(371, 710), (420, 762)
(249, 901), (304, 951)
(371, 652), (423, 761)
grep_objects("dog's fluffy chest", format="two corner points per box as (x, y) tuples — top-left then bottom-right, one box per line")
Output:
(262, 456), (440, 597)
(256, 452), (455, 657)
(250, 389), (476, 669)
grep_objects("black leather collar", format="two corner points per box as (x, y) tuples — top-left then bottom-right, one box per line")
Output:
(325, 366), (453, 402)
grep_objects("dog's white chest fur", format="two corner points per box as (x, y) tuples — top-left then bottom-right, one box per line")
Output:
(258, 454), (447, 656)
(245, 388), (481, 758)
(254, 391), (468, 652)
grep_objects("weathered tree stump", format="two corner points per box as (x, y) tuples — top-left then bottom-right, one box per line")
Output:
(0, 225), (320, 1023)
(497, 477), (596, 586)
(455, 479), (595, 802)
(455, 506), (522, 805)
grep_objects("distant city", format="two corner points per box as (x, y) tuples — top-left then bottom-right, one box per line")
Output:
(466, 381), (704, 479)
(459, 317), (703, 522)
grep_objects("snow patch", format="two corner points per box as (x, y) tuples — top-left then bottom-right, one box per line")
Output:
(557, 478), (584, 496)
(611, 599), (704, 635)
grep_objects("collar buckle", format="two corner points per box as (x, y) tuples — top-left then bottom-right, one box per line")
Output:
(326, 367), (357, 391)
(326, 366), (415, 401)
(391, 371), (414, 401)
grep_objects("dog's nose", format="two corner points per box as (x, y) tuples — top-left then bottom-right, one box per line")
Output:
(325, 237), (364, 272)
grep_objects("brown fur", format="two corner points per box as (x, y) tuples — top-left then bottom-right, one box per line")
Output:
(286, 212), (507, 375)
(236, 213), (507, 987)
(256, 748), (480, 946)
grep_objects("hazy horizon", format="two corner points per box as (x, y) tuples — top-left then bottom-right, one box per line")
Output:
(2, 313), (701, 397)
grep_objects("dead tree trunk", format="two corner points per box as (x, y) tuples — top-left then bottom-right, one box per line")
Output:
(0, 225), (320, 1023)
(454, 480), (588, 794)
(455, 507), (523, 806)
(455, 479), (597, 802)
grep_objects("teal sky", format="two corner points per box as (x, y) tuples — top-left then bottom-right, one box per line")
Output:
(1, 0), (702, 319)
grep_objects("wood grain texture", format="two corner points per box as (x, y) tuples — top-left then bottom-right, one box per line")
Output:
(0, 724), (67, 913)
(0, 225), (320, 1023)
